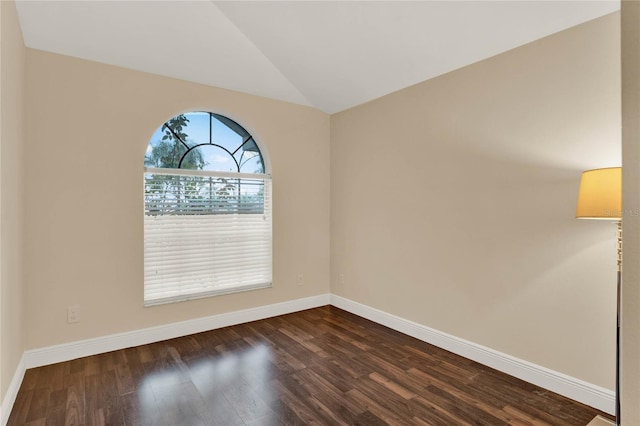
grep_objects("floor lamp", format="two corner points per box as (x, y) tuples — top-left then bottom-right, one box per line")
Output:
(576, 167), (622, 426)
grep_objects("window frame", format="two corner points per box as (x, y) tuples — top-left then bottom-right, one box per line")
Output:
(143, 112), (272, 306)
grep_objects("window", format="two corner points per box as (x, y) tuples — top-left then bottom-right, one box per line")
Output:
(143, 112), (271, 306)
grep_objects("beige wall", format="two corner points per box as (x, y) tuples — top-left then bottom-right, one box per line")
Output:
(0, 0), (25, 402)
(621, 1), (640, 424)
(331, 13), (620, 390)
(23, 50), (330, 349)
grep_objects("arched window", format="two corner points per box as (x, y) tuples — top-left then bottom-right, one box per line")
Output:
(143, 112), (271, 305)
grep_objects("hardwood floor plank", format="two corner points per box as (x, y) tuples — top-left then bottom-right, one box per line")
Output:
(292, 368), (364, 417)
(265, 398), (306, 425)
(8, 306), (612, 426)
(68, 358), (86, 375)
(24, 387), (49, 424)
(410, 394), (476, 426)
(368, 372), (417, 400)
(63, 374), (84, 426)
(305, 362), (356, 394)
(353, 375), (417, 420)
(316, 322), (372, 352)
(412, 394), (476, 426)
(423, 384), (505, 426)
(20, 370), (41, 392)
(222, 380), (275, 423)
(305, 396), (350, 426)
(346, 388), (410, 426)
(83, 355), (100, 377)
(277, 327), (326, 356)
(83, 375), (102, 426)
(153, 382), (213, 426)
(352, 410), (390, 426)
(271, 379), (326, 425)
(114, 363), (135, 396)
(44, 389), (67, 426)
(355, 352), (427, 393)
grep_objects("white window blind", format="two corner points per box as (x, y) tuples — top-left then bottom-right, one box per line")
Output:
(144, 168), (272, 306)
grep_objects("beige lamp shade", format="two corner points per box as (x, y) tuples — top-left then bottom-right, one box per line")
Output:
(576, 167), (622, 220)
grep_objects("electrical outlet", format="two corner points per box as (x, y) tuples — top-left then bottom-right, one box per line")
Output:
(67, 305), (80, 324)
(339, 273), (345, 285)
(297, 274), (304, 286)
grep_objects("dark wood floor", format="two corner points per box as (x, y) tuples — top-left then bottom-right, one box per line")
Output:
(8, 306), (611, 425)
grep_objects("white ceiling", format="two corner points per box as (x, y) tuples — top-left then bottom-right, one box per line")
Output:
(15, 1), (620, 114)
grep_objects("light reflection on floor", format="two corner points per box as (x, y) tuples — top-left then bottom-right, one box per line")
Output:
(137, 342), (275, 424)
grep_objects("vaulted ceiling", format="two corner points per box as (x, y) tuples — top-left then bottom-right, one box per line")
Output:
(15, 1), (619, 114)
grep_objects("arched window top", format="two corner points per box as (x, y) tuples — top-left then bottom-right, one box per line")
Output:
(145, 111), (265, 174)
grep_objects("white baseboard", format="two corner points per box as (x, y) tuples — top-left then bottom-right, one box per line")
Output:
(330, 294), (615, 415)
(1, 355), (25, 426)
(24, 294), (330, 369)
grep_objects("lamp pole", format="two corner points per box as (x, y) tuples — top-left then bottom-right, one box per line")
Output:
(615, 221), (621, 426)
